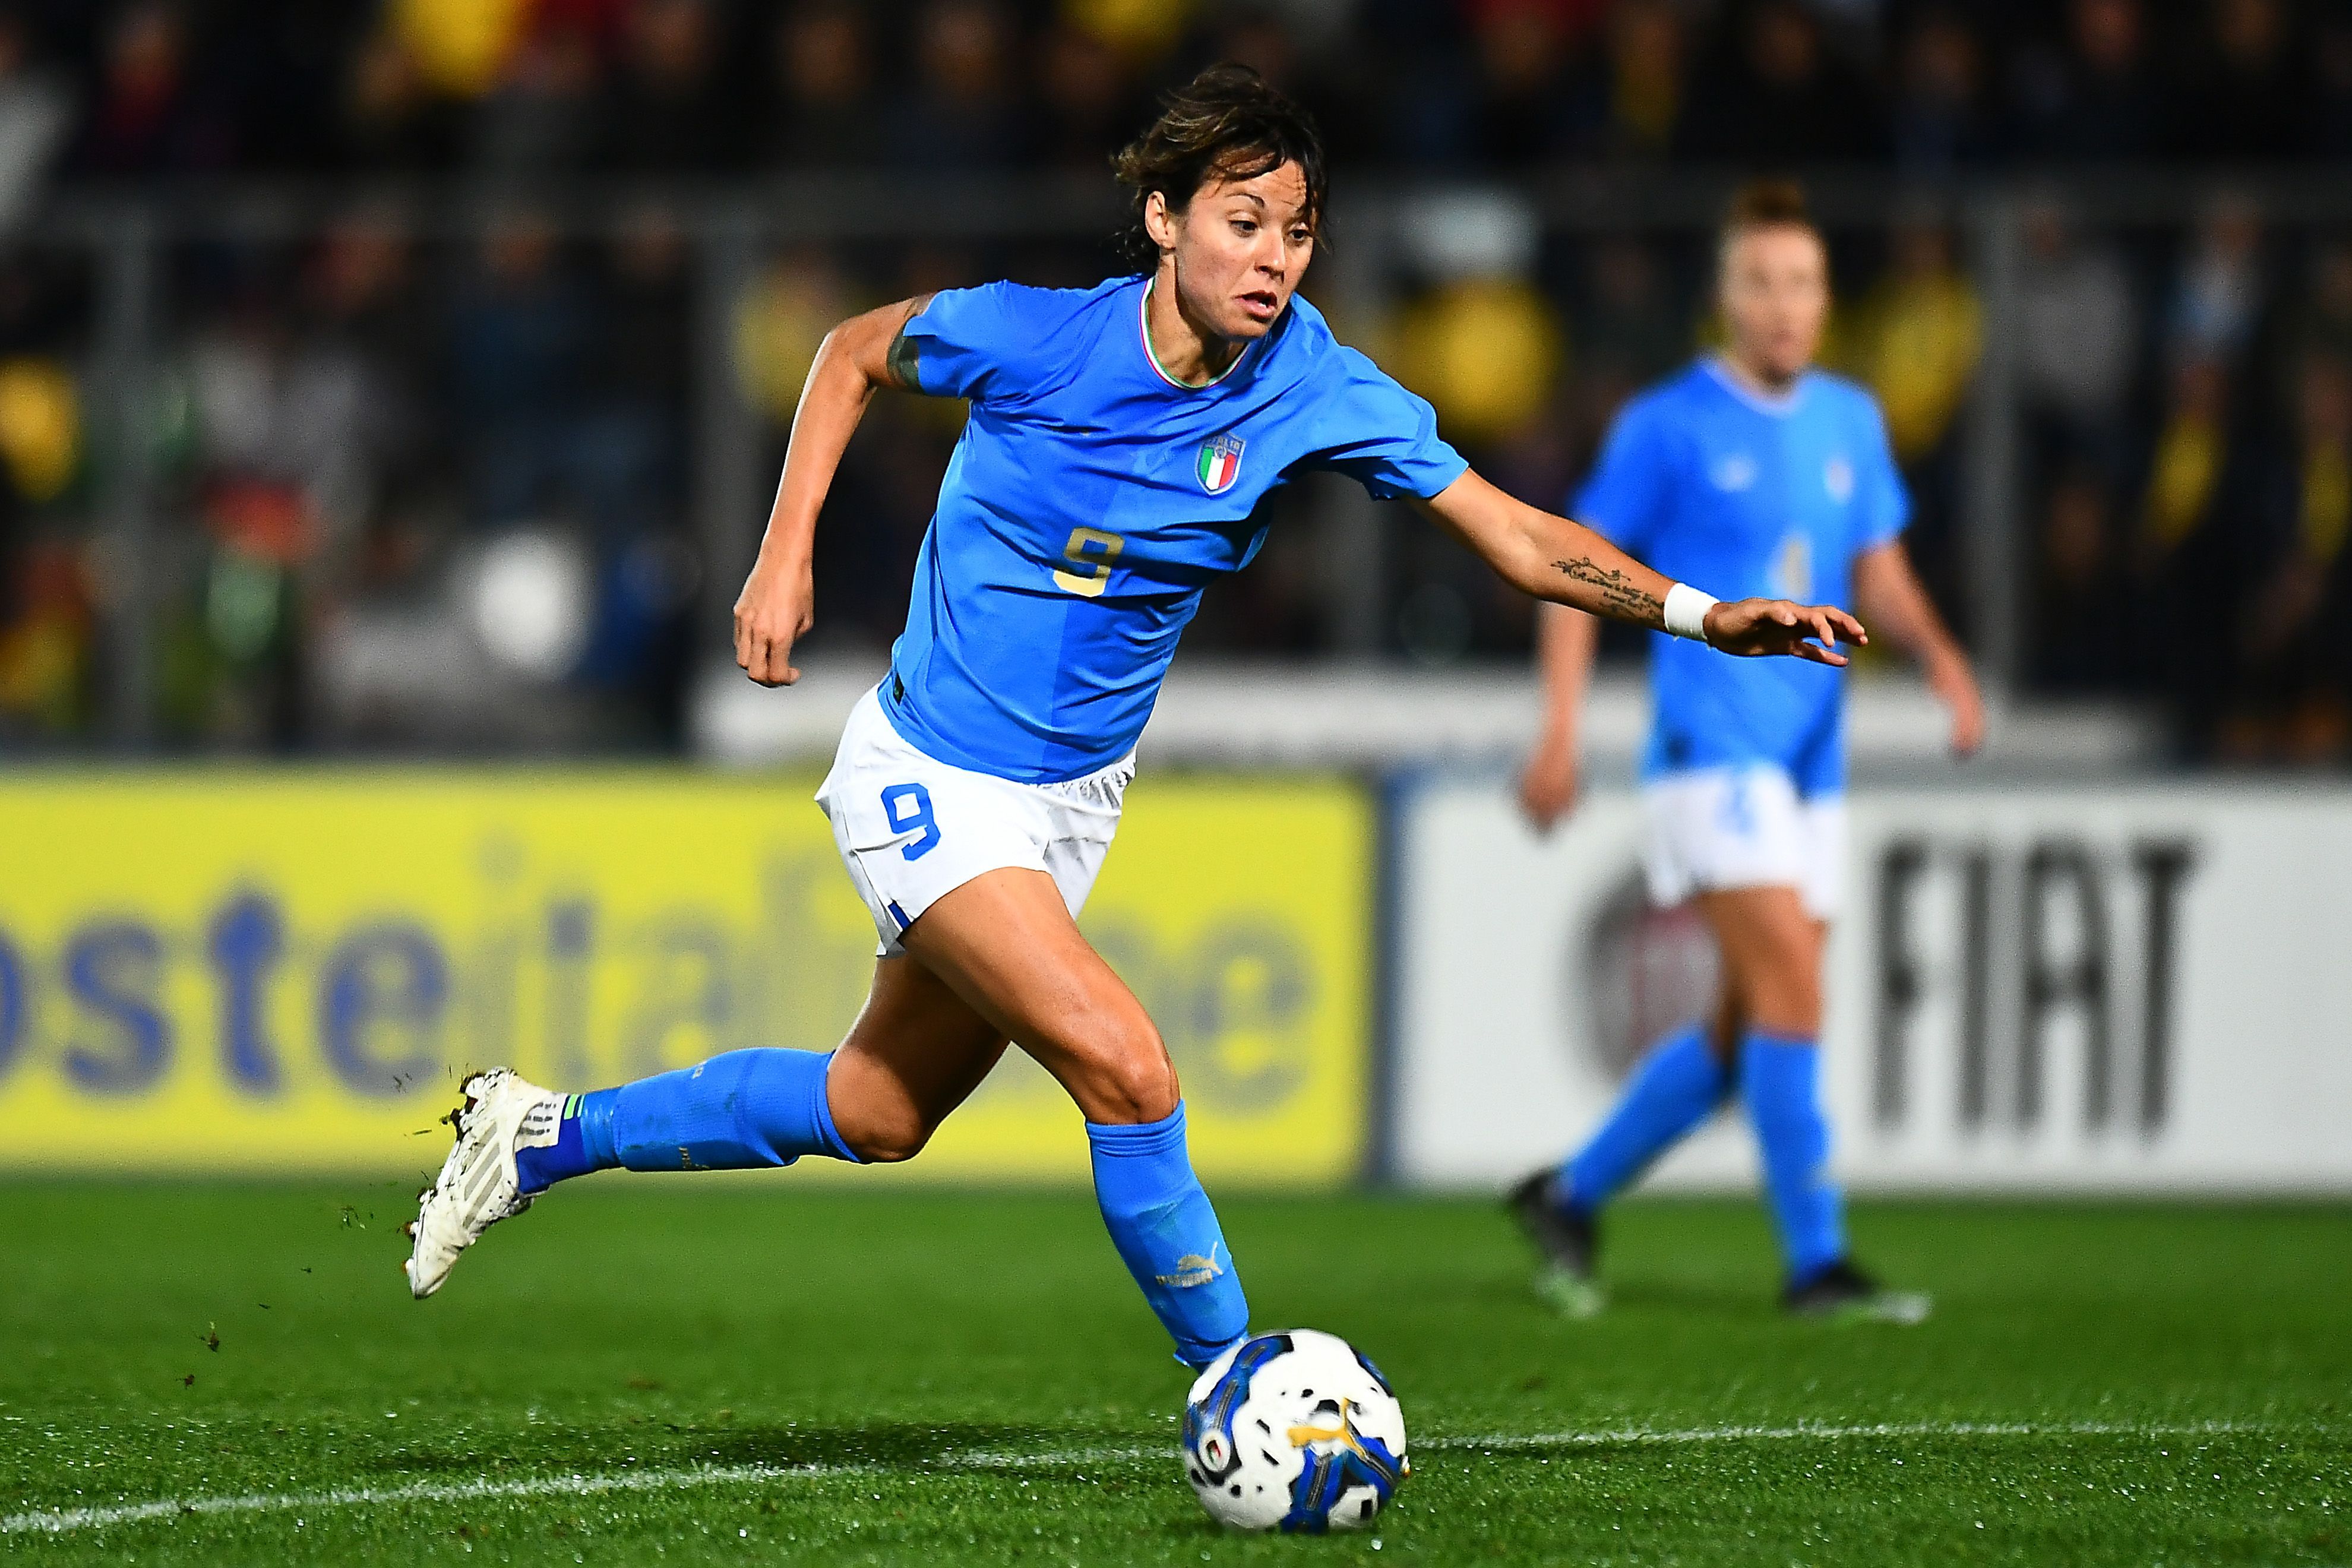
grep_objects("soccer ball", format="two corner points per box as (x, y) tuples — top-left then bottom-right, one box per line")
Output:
(1181, 1329), (1408, 1532)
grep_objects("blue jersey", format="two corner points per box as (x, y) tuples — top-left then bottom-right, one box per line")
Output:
(1574, 359), (1907, 796)
(882, 277), (1466, 782)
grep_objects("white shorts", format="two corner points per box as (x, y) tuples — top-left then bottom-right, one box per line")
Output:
(815, 687), (1133, 957)
(1639, 765), (1847, 921)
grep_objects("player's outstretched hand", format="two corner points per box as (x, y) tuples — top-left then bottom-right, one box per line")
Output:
(1702, 599), (1865, 665)
(734, 557), (815, 687)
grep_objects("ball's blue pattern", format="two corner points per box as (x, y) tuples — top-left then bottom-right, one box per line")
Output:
(1280, 1422), (1403, 1532)
(1183, 1333), (1291, 1489)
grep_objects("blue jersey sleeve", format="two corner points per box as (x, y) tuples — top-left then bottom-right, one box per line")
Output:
(1572, 398), (1674, 556)
(1854, 397), (1910, 551)
(1300, 347), (1470, 501)
(899, 282), (1053, 403)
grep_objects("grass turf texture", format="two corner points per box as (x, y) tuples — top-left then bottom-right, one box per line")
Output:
(2, 1184), (2345, 1566)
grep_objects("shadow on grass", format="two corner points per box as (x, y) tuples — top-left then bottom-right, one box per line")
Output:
(1483, 1272), (1772, 1322)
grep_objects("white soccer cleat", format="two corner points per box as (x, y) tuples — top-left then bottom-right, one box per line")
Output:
(403, 1067), (563, 1300)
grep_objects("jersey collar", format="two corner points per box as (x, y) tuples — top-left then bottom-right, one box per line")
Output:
(1703, 355), (1809, 418)
(1137, 276), (1256, 391)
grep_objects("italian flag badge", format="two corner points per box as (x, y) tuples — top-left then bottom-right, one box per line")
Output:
(1196, 432), (1244, 494)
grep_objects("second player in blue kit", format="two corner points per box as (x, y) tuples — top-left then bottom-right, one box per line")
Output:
(405, 69), (1864, 1370)
(1513, 182), (1986, 1320)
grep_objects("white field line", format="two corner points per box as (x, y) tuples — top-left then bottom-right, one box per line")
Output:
(0, 1419), (2293, 1537)
(1444, 1418), (2277, 1450)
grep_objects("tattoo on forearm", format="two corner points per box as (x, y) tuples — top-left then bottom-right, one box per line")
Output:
(880, 293), (937, 391)
(1553, 558), (1662, 622)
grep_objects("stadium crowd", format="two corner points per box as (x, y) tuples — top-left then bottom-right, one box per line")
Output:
(0, 0), (2346, 762)
(0, 0), (2347, 179)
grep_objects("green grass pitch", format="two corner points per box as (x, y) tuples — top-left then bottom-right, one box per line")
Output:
(2, 1181), (2345, 1565)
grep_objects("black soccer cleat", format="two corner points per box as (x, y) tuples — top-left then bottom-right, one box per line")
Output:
(1781, 1257), (1933, 1324)
(1507, 1171), (1605, 1318)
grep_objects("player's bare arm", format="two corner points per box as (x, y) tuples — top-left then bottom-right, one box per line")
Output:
(1519, 604), (1599, 832)
(732, 293), (937, 687)
(1852, 539), (1985, 755)
(1414, 469), (1867, 665)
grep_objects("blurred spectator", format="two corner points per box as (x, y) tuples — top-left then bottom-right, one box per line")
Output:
(1599, 0), (1683, 159)
(1031, 21), (1133, 172)
(2174, 0), (2303, 163)
(188, 244), (407, 560)
(2167, 195), (2266, 368)
(766, 3), (877, 170)
(469, 18), (603, 173)
(2313, 10), (2352, 158)
(1679, 1), (1883, 165)
(447, 212), (593, 526)
(293, 210), (442, 625)
(602, 0), (725, 172)
(1570, 236), (1686, 408)
(0, 351), (75, 504)
(2017, 199), (2136, 472)
(1064, 0), (1197, 65)
(1841, 219), (1981, 464)
(1213, 8), (1304, 94)
(1393, 275), (1563, 444)
(2008, 0), (2160, 163)
(168, 220), (435, 749)
(0, 538), (91, 736)
(77, 2), (229, 173)
(576, 206), (688, 553)
(0, 8), (68, 227)
(571, 209), (695, 736)
(391, 0), (532, 99)
(1390, 192), (1561, 444)
(1461, 1), (1590, 167)
(2230, 352), (2352, 760)
(2132, 353), (2238, 733)
(1836, 214), (1981, 628)
(889, 1), (1019, 172)
(734, 247), (853, 428)
(2034, 463), (2129, 690)
(341, 25), (461, 171)
(2141, 355), (2230, 571)
(1360, 0), (1477, 167)
(1889, 9), (1991, 173)
(2283, 242), (2352, 384)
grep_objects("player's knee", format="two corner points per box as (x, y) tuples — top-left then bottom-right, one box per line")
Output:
(1070, 1021), (1179, 1126)
(1722, 918), (1823, 1036)
(1742, 967), (1822, 1037)
(828, 1083), (938, 1165)
(839, 1106), (934, 1165)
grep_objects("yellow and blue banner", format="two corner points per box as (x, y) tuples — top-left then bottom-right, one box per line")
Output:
(0, 773), (1371, 1183)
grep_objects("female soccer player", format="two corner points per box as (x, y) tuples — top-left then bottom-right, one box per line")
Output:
(1509, 181), (1984, 1321)
(406, 69), (1863, 1371)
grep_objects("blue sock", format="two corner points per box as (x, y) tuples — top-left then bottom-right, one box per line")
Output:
(1087, 1103), (1250, 1370)
(606, 1049), (862, 1173)
(514, 1088), (621, 1194)
(1740, 1032), (1845, 1285)
(1554, 1025), (1726, 1216)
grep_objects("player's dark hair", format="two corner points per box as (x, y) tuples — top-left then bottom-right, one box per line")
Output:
(1112, 64), (1326, 272)
(1722, 178), (1817, 242)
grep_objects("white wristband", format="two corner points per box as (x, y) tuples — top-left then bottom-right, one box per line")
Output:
(1662, 582), (1718, 643)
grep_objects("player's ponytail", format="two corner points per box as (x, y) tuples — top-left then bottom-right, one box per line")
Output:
(1112, 64), (1326, 273)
